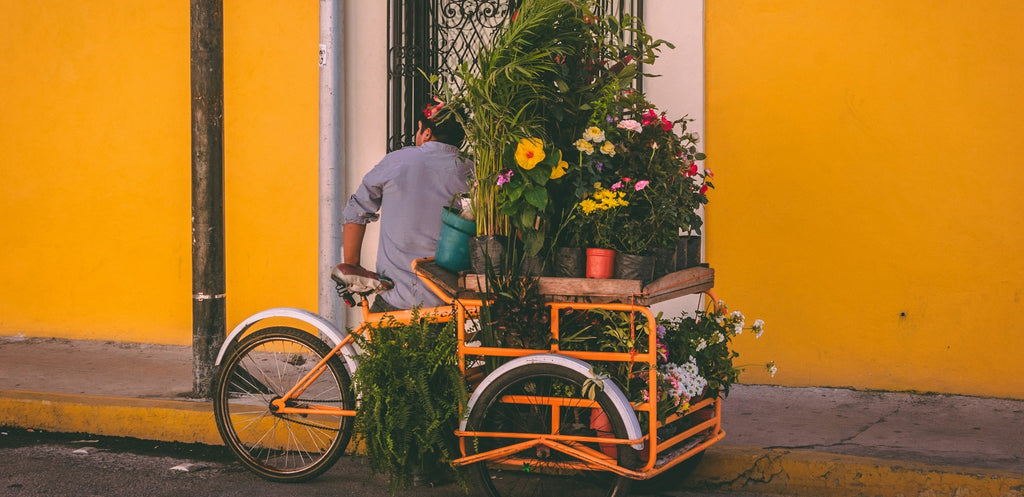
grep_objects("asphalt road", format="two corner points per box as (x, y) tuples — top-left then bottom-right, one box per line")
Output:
(0, 427), (770, 497)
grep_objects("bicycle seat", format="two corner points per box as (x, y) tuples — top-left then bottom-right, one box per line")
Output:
(331, 263), (394, 295)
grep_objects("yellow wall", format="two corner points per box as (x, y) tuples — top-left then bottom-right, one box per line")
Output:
(706, 0), (1024, 398)
(0, 1), (318, 345)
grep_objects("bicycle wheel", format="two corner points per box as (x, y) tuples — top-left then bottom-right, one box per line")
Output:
(213, 326), (354, 482)
(465, 363), (637, 497)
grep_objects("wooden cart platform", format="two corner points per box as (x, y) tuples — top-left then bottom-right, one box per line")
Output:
(415, 258), (714, 306)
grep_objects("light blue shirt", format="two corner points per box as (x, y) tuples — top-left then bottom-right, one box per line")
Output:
(343, 141), (472, 309)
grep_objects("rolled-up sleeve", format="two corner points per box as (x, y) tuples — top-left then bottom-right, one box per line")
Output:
(342, 161), (388, 224)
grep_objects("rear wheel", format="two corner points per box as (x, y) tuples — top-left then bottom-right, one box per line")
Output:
(213, 327), (353, 482)
(465, 363), (637, 497)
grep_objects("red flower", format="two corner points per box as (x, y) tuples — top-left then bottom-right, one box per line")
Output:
(661, 117), (672, 132)
(641, 109), (658, 126)
(700, 184), (709, 195)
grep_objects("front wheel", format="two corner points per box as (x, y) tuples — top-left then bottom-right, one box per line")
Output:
(213, 327), (354, 482)
(465, 363), (637, 497)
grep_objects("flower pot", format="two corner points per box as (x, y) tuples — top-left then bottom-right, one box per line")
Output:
(585, 248), (616, 279)
(675, 235), (701, 270)
(553, 247), (585, 278)
(589, 409), (619, 459)
(435, 207), (476, 272)
(520, 254), (549, 277)
(614, 252), (655, 282)
(469, 235), (506, 274)
(652, 247), (675, 279)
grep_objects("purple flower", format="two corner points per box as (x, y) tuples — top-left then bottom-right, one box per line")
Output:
(496, 168), (514, 187)
(596, 162), (604, 172)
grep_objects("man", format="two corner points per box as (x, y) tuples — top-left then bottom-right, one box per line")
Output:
(342, 103), (471, 312)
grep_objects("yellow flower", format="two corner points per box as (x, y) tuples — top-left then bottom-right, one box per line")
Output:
(600, 141), (616, 156)
(580, 199), (598, 214)
(515, 138), (545, 170)
(574, 139), (594, 155)
(550, 158), (569, 179)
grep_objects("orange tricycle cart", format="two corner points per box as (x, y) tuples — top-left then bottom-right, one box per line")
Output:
(212, 257), (724, 497)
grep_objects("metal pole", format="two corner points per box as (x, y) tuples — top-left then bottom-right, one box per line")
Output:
(190, 0), (226, 398)
(319, 0), (345, 329)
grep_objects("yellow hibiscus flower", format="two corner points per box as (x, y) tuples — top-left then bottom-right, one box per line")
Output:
(515, 138), (545, 170)
(550, 158), (569, 179)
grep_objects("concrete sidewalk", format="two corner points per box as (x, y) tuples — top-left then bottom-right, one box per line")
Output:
(2, 335), (1023, 496)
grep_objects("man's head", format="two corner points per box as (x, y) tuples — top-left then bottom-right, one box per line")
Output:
(416, 101), (466, 147)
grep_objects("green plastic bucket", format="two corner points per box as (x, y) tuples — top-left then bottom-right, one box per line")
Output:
(435, 206), (476, 272)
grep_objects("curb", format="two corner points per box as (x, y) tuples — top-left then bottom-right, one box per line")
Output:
(688, 446), (1024, 497)
(0, 390), (220, 445)
(4, 390), (1023, 497)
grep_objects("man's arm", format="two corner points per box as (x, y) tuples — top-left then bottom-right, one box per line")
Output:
(343, 222), (367, 267)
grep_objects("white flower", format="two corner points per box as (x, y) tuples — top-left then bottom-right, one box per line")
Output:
(752, 319), (765, 338)
(766, 361), (777, 378)
(730, 311), (745, 335)
(695, 338), (707, 351)
(713, 332), (725, 344)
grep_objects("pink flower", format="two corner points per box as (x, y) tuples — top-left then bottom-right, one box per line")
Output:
(705, 168), (714, 179)
(617, 119), (642, 133)
(622, 177), (632, 183)
(634, 180), (649, 191)
(660, 117), (672, 132)
(496, 168), (514, 187)
(610, 181), (623, 191)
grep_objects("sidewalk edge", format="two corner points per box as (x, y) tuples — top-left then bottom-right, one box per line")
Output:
(688, 445), (1024, 497)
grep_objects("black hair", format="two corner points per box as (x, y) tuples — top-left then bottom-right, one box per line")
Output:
(417, 109), (466, 148)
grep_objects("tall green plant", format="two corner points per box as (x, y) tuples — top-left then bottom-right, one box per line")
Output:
(444, 0), (583, 240)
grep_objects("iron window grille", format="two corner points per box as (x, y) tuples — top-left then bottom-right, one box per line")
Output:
(386, 0), (643, 151)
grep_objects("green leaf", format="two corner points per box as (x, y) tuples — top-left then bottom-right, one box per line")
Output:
(695, 153), (707, 160)
(520, 207), (537, 230)
(522, 229), (544, 256)
(524, 186), (548, 210)
(522, 163), (551, 185)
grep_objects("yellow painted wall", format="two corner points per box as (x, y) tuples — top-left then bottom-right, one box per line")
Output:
(706, 0), (1024, 398)
(0, 1), (318, 345)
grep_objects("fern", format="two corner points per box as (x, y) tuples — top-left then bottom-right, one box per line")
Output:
(352, 309), (468, 492)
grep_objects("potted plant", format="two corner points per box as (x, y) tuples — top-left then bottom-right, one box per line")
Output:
(351, 310), (468, 491)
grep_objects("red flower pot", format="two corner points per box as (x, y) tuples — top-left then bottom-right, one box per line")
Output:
(586, 248), (615, 279)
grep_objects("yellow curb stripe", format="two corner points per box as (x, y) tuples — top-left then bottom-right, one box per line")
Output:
(690, 446), (1024, 497)
(0, 389), (221, 445)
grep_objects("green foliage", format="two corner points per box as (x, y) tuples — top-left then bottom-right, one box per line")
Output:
(352, 310), (468, 493)
(477, 269), (551, 357)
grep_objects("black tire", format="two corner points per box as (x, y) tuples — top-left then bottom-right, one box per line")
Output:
(213, 327), (354, 482)
(465, 363), (637, 497)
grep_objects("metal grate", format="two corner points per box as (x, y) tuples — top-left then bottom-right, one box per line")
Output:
(387, 0), (643, 151)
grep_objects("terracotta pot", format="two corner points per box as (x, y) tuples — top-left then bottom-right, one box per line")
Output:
(589, 409), (619, 459)
(585, 248), (616, 279)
